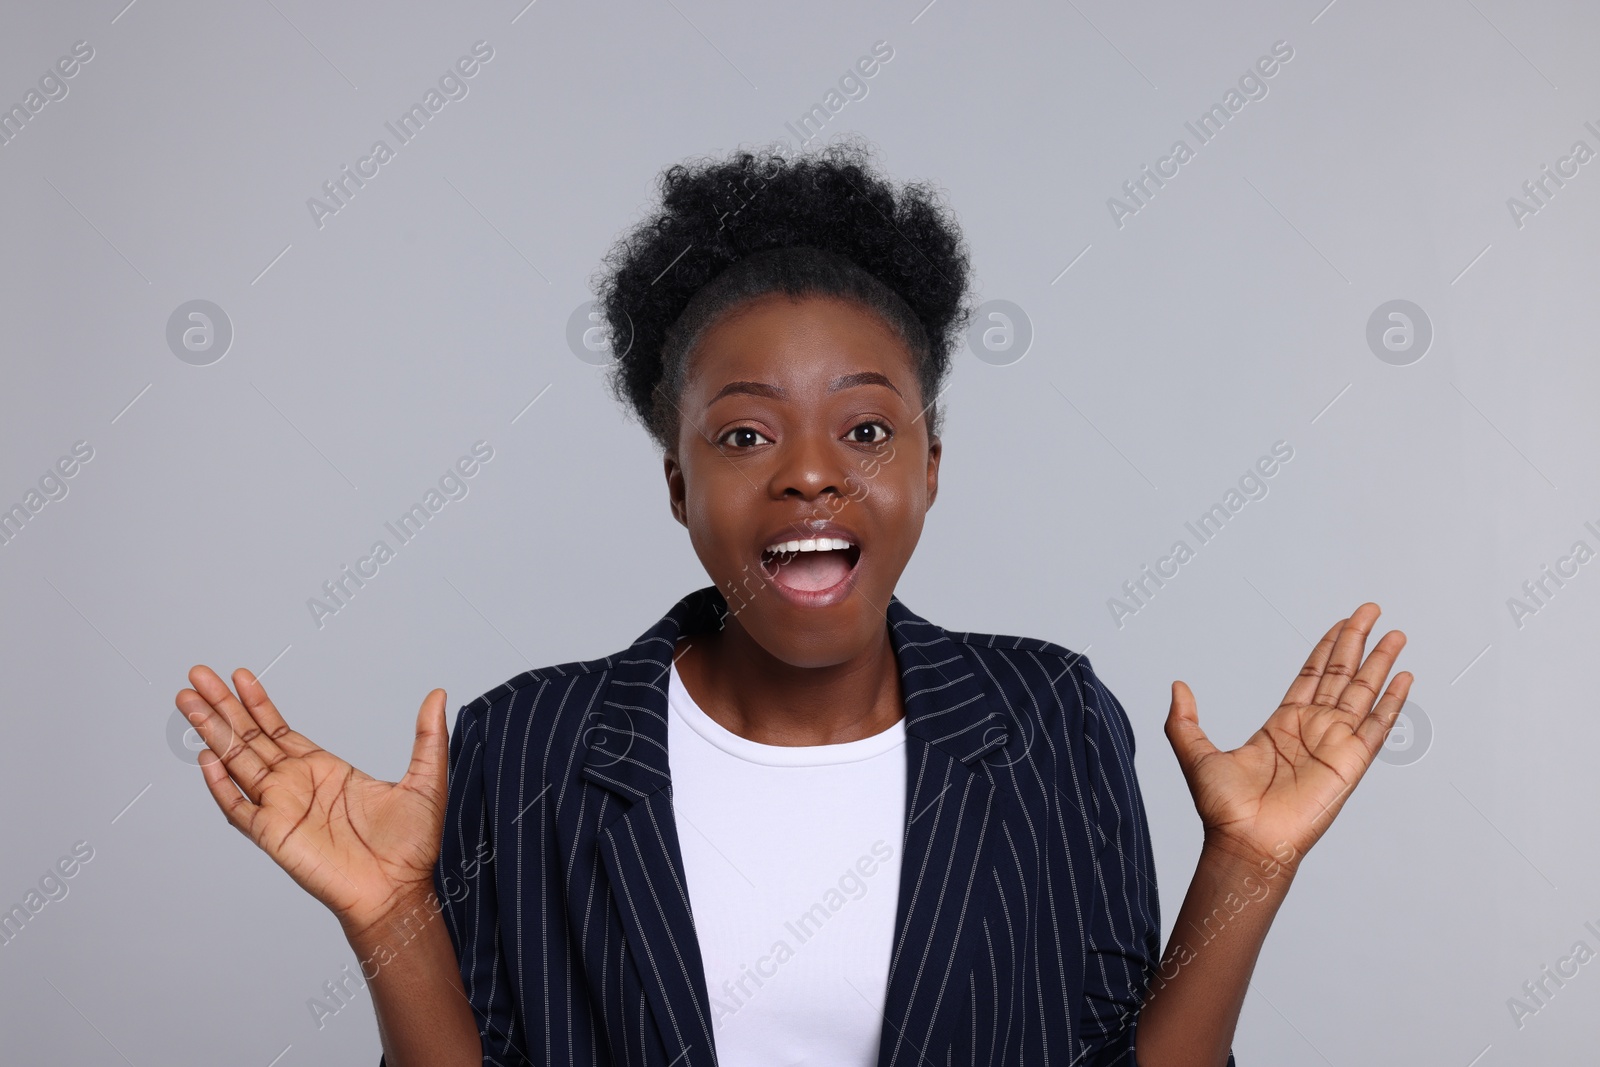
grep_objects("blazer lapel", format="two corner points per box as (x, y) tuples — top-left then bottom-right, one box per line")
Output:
(876, 596), (1011, 1067)
(581, 587), (724, 1067)
(577, 586), (1008, 1067)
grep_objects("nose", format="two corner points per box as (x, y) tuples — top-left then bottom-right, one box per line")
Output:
(769, 425), (848, 503)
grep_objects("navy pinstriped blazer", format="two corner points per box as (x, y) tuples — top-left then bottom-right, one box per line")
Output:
(380, 586), (1237, 1066)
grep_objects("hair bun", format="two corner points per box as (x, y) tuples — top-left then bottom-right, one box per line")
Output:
(591, 137), (973, 448)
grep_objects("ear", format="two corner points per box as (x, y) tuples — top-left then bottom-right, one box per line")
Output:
(664, 450), (688, 528)
(925, 433), (942, 509)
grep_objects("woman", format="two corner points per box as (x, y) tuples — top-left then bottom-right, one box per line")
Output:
(176, 141), (1412, 1066)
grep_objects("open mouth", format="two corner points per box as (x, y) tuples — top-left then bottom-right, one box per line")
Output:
(759, 536), (862, 594)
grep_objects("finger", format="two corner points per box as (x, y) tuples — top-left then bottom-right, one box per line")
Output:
(177, 680), (273, 803)
(196, 746), (261, 841)
(1334, 629), (1407, 720)
(233, 667), (320, 759)
(1281, 618), (1344, 708)
(179, 689), (270, 803)
(1311, 604), (1381, 710)
(1355, 670), (1415, 756)
(1163, 680), (1220, 789)
(398, 689), (450, 807)
(188, 664), (288, 768)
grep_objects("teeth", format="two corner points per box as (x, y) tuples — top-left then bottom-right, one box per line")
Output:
(763, 536), (855, 555)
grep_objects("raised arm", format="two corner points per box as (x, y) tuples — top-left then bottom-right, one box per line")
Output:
(177, 666), (483, 1066)
(1133, 603), (1413, 1067)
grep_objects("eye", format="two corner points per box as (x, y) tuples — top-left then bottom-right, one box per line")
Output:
(718, 426), (772, 449)
(847, 421), (893, 445)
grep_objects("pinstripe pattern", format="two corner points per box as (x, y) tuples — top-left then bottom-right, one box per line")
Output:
(379, 586), (1236, 1066)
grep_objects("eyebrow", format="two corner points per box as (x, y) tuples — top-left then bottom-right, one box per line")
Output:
(706, 371), (902, 406)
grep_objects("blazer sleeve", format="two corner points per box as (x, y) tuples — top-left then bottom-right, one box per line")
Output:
(378, 701), (529, 1065)
(1071, 659), (1237, 1067)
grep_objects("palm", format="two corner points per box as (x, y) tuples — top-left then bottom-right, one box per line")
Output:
(243, 747), (443, 919)
(177, 666), (451, 935)
(1165, 604), (1413, 867)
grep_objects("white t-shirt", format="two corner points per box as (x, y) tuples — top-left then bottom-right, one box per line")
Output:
(666, 661), (907, 1067)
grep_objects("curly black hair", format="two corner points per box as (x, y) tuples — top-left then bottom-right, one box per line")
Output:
(591, 137), (974, 450)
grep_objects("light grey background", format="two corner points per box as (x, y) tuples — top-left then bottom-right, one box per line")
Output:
(2, 0), (1596, 1063)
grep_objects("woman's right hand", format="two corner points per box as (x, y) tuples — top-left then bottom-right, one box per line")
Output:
(176, 666), (451, 940)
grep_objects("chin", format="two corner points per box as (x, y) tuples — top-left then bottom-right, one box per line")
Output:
(745, 601), (884, 669)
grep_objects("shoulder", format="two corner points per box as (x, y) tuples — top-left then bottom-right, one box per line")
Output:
(454, 587), (723, 729)
(459, 647), (630, 719)
(933, 621), (1137, 754)
(449, 636), (663, 760)
(940, 624), (1084, 667)
(936, 621), (1097, 700)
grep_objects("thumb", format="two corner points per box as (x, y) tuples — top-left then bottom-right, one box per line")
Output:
(1163, 680), (1219, 786)
(399, 688), (450, 803)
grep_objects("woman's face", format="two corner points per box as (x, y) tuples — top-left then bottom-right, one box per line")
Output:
(665, 292), (941, 668)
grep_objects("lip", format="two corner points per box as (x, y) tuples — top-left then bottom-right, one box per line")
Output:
(756, 518), (864, 609)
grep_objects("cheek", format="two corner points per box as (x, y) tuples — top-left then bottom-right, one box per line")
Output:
(682, 469), (753, 562)
(858, 468), (928, 536)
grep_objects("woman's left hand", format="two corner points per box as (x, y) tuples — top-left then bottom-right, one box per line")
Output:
(1163, 602), (1413, 871)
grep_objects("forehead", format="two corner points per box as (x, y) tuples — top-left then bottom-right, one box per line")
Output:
(683, 293), (917, 395)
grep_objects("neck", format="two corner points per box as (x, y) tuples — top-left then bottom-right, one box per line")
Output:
(674, 614), (904, 746)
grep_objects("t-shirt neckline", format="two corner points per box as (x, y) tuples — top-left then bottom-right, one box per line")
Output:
(667, 661), (906, 768)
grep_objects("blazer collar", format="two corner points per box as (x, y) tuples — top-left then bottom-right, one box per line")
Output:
(579, 584), (1007, 801)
